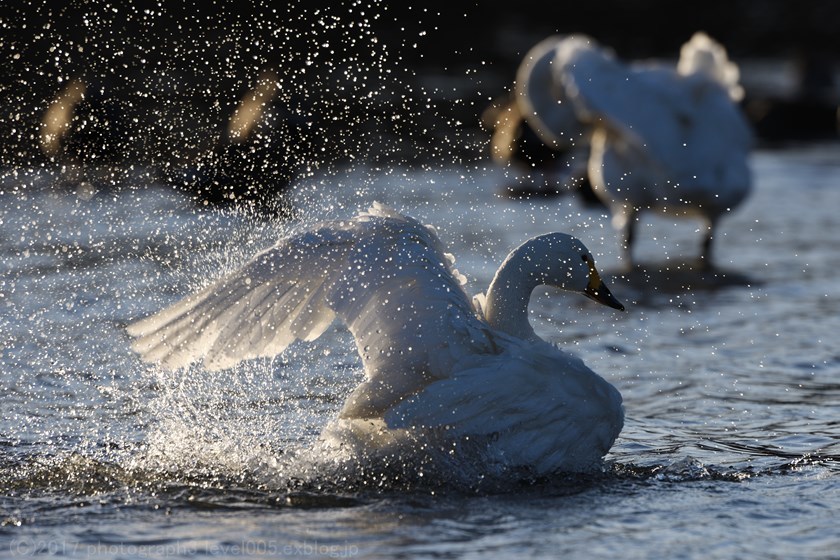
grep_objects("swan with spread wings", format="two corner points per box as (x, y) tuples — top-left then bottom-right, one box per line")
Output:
(128, 203), (626, 474)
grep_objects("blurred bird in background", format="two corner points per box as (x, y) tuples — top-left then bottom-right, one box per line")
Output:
(488, 32), (754, 270)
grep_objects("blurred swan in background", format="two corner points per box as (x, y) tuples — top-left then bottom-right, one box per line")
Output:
(127, 202), (626, 474)
(513, 32), (754, 269)
(481, 38), (600, 205)
(165, 70), (301, 214)
(39, 77), (130, 194)
(40, 79), (88, 159)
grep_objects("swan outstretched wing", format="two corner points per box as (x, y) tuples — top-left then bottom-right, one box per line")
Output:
(127, 222), (353, 370)
(128, 203), (492, 413)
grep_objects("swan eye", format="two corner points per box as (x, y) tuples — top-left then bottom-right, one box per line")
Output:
(581, 254), (590, 263)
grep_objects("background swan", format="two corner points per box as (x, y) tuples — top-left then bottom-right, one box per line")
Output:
(127, 203), (625, 474)
(517, 32), (754, 269)
(478, 36), (599, 203)
(163, 70), (302, 214)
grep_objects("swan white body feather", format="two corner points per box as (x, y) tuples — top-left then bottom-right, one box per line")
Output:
(517, 32), (754, 266)
(128, 203), (625, 474)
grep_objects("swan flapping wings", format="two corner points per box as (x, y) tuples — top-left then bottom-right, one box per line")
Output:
(129, 203), (627, 473)
(128, 203), (494, 418)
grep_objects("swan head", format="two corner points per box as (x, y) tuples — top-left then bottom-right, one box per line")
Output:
(521, 233), (624, 311)
(484, 233), (624, 340)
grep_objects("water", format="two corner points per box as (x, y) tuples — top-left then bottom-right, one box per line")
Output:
(1, 142), (839, 558)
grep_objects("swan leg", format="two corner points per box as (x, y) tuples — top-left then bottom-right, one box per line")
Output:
(620, 208), (638, 270)
(700, 220), (716, 270)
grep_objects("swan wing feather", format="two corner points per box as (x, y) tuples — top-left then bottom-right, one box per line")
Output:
(127, 224), (353, 370)
(127, 203), (488, 390)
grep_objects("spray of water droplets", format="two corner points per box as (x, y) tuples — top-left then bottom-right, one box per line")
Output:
(0, 1), (531, 496)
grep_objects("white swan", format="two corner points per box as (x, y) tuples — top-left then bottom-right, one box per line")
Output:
(517, 32), (754, 268)
(127, 203), (625, 474)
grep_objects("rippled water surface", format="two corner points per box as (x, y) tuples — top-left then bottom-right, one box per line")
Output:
(2, 144), (839, 558)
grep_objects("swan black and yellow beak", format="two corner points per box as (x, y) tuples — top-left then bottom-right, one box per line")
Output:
(583, 256), (625, 311)
(584, 280), (625, 311)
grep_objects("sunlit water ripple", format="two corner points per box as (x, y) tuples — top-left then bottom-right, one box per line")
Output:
(1, 144), (839, 558)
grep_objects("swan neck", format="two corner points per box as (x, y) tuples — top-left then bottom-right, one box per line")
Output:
(483, 253), (541, 340)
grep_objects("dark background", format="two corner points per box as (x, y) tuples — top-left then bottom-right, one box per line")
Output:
(3, 0), (839, 170)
